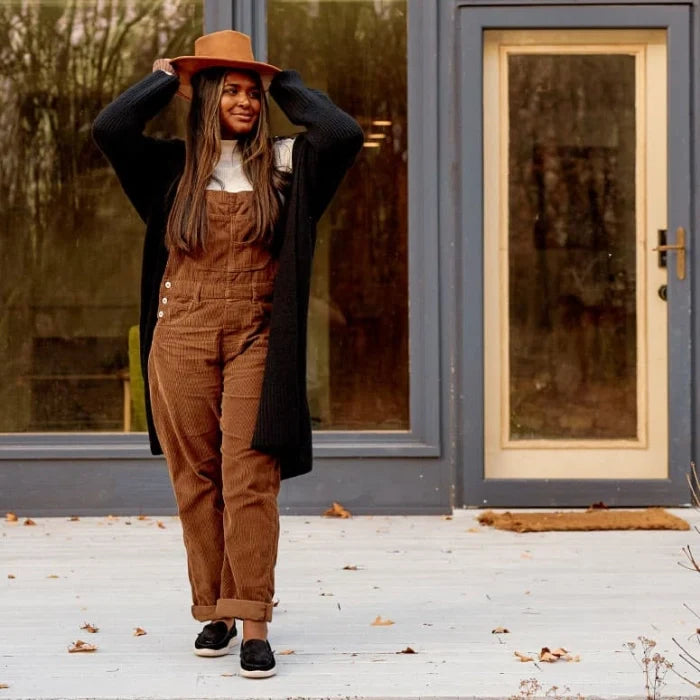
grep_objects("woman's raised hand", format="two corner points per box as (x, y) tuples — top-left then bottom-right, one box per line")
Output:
(152, 58), (177, 76)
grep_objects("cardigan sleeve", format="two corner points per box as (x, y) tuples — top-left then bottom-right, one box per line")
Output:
(92, 70), (182, 223)
(269, 70), (364, 221)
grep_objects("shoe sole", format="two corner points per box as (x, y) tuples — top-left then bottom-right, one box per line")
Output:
(239, 665), (276, 678)
(193, 635), (239, 657)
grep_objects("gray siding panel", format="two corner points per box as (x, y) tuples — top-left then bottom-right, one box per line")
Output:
(0, 458), (448, 516)
(204, 0), (234, 32)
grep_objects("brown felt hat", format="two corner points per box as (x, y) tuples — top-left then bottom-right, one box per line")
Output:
(170, 30), (280, 101)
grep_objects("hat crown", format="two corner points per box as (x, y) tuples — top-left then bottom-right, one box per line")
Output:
(170, 30), (280, 101)
(193, 30), (255, 62)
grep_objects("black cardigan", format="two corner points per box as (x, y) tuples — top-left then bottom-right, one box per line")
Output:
(91, 69), (364, 480)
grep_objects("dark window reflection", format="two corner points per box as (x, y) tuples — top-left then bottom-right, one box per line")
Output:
(508, 54), (637, 440)
(0, 1), (201, 432)
(268, 0), (410, 431)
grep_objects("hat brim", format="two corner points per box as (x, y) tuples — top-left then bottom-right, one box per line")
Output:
(169, 56), (280, 101)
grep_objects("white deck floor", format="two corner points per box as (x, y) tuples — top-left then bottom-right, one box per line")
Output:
(2, 508), (700, 699)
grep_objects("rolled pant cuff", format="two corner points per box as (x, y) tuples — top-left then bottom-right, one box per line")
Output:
(191, 604), (218, 622)
(215, 598), (273, 622)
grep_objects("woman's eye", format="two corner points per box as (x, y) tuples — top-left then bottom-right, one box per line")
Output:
(223, 87), (259, 99)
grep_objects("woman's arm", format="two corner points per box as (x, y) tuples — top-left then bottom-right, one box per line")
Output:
(269, 70), (364, 220)
(92, 67), (182, 223)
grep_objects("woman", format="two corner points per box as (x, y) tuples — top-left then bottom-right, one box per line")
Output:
(92, 30), (363, 679)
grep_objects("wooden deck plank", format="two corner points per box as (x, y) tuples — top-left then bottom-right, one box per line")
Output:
(1, 508), (699, 698)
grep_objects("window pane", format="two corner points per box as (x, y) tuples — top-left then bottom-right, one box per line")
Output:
(508, 54), (637, 440)
(0, 0), (201, 433)
(268, 0), (409, 430)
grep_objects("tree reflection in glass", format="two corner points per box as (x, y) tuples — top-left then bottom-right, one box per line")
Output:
(507, 54), (637, 440)
(0, 1), (201, 432)
(268, 0), (409, 431)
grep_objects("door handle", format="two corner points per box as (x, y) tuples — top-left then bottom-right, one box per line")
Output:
(653, 226), (686, 280)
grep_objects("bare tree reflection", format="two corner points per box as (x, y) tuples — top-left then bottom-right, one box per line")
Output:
(269, 0), (409, 430)
(0, 1), (200, 431)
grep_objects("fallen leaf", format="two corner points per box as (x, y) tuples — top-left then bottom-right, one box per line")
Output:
(343, 565), (358, 570)
(7, 574), (15, 579)
(466, 527), (481, 533)
(220, 672), (234, 677)
(540, 648), (558, 662)
(492, 626), (510, 634)
(371, 615), (394, 626)
(534, 647), (580, 662)
(80, 623), (99, 633)
(106, 515), (118, 521)
(278, 649), (295, 655)
(156, 521), (166, 529)
(24, 518), (36, 526)
(47, 574), (59, 579)
(5, 512), (18, 522)
(322, 501), (351, 518)
(319, 592), (334, 596)
(137, 515), (149, 521)
(397, 646), (416, 654)
(0, 683), (9, 689)
(521, 551), (532, 559)
(68, 639), (97, 653)
(133, 627), (147, 636)
(442, 515), (453, 520)
(515, 651), (534, 662)
(68, 516), (80, 521)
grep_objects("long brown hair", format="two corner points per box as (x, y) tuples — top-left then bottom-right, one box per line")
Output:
(165, 66), (290, 253)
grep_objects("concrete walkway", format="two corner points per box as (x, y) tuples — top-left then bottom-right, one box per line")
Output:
(1, 508), (699, 699)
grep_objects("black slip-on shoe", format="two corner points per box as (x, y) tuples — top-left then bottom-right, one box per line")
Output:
(193, 620), (239, 657)
(239, 638), (276, 678)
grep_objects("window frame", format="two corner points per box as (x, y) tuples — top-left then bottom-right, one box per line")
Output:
(0, 0), (441, 461)
(254, 0), (440, 457)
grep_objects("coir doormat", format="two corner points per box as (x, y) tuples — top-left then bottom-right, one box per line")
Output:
(477, 507), (690, 532)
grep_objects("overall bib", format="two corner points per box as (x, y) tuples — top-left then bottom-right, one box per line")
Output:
(147, 189), (281, 623)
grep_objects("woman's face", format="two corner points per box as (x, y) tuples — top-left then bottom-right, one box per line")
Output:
(219, 70), (262, 139)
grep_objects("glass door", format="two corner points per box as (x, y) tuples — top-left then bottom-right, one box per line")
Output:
(483, 30), (670, 479)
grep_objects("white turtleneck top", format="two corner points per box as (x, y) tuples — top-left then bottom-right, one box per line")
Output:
(206, 137), (295, 192)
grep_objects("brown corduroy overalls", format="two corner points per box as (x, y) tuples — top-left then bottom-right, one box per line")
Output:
(147, 189), (281, 624)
